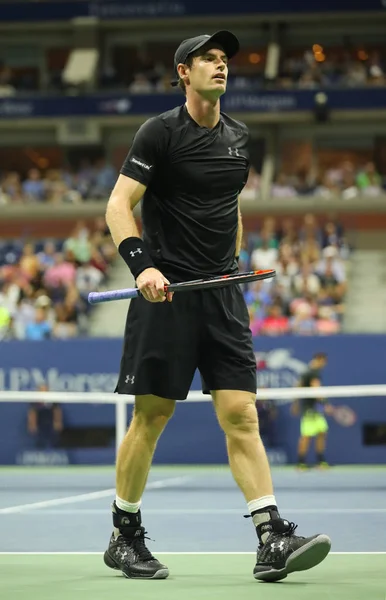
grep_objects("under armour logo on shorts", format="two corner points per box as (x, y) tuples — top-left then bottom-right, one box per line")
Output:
(129, 249), (142, 258)
(125, 375), (135, 384)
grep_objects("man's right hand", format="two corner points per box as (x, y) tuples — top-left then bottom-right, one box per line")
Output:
(136, 268), (173, 303)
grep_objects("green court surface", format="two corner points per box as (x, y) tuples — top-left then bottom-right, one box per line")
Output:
(1, 553), (385, 600)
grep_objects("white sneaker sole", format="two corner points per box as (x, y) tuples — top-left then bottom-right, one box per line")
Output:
(104, 550), (169, 580)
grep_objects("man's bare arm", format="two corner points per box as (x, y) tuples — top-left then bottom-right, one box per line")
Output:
(105, 174), (145, 246)
(105, 174), (172, 303)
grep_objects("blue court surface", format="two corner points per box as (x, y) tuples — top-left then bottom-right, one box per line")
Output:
(0, 466), (385, 600)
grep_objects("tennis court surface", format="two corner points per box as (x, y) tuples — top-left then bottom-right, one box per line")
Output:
(1, 465), (385, 600)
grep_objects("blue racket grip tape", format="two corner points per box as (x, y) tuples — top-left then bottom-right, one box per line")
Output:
(88, 288), (140, 304)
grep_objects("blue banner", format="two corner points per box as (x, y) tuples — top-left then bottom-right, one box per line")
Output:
(0, 336), (385, 465)
(1, 88), (386, 120)
(0, 1), (383, 23)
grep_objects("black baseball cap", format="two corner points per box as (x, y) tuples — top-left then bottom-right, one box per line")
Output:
(171, 30), (240, 87)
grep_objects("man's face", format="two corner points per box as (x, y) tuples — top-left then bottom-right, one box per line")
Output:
(181, 46), (229, 99)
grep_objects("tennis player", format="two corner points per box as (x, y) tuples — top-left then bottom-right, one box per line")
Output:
(292, 352), (332, 469)
(103, 30), (331, 582)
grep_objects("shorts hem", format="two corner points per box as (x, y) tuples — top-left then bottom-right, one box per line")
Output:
(115, 385), (188, 401)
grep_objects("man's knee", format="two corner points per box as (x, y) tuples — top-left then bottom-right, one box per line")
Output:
(133, 395), (175, 435)
(214, 391), (259, 435)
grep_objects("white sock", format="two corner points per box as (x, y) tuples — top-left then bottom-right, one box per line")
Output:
(248, 495), (278, 544)
(115, 496), (141, 513)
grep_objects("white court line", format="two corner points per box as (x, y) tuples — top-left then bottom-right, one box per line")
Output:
(0, 476), (191, 515)
(0, 551), (385, 556)
(2, 507), (386, 516)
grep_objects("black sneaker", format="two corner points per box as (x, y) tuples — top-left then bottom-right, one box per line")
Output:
(253, 518), (331, 582)
(104, 503), (169, 580)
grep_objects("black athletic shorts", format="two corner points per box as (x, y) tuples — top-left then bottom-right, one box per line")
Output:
(115, 284), (257, 400)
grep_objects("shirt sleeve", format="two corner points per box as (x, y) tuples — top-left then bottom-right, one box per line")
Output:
(120, 116), (168, 187)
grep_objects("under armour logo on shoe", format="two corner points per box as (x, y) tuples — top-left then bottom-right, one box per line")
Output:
(125, 375), (135, 384)
(121, 517), (131, 525)
(129, 249), (142, 257)
(228, 147), (240, 157)
(270, 541), (285, 552)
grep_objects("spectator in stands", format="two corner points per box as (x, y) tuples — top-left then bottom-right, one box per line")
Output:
(313, 174), (341, 199)
(316, 306), (341, 334)
(19, 243), (41, 282)
(89, 158), (117, 200)
(278, 218), (299, 249)
(344, 61), (367, 87)
(27, 384), (63, 450)
(76, 260), (104, 301)
(11, 293), (36, 340)
(0, 305), (12, 340)
(1, 171), (23, 203)
(43, 252), (76, 290)
(37, 241), (57, 269)
(293, 262), (321, 301)
(53, 302), (78, 338)
(316, 246), (346, 291)
(241, 166), (260, 200)
(22, 168), (45, 202)
(299, 239), (321, 267)
(356, 161), (382, 195)
(0, 62), (15, 97)
(260, 303), (290, 336)
(63, 221), (92, 264)
(271, 173), (297, 198)
(129, 73), (153, 93)
(25, 306), (52, 340)
(290, 302), (318, 335)
(250, 231), (279, 271)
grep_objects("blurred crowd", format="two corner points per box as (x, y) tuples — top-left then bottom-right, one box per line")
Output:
(277, 48), (385, 89)
(0, 218), (116, 340)
(0, 45), (385, 96)
(0, 160), (117, 204)
(240, 214), (349, 336)
(0, 214), (348, 340)
(270, 160), (386, 200)
(1, 159), (384, 205)
(97, 47), (386, 93)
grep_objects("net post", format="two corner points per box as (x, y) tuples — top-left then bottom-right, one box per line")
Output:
(115, 397), (128, 458)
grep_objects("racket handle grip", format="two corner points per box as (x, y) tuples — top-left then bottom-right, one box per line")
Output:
(88, 288), (140, 304)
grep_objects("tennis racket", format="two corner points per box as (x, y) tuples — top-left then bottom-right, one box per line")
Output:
(88, 269), (275, 305)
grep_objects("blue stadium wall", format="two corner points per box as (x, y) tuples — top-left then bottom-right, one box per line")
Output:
(0, 335), (385, 465)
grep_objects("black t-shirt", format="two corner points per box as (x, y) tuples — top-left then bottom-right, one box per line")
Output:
(120, 104), (250, 281)
(299, 368), (322, 413)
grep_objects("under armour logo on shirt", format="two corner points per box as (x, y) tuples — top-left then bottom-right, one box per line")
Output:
(129, 249), (142, 258)
(228, 147), (240, 157)
(125, 375), (135, 384)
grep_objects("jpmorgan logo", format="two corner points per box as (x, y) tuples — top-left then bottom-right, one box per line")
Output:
(0, 368), (118, 392)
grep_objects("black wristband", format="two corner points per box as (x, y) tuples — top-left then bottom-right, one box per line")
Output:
(118, 237), (155, 280)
